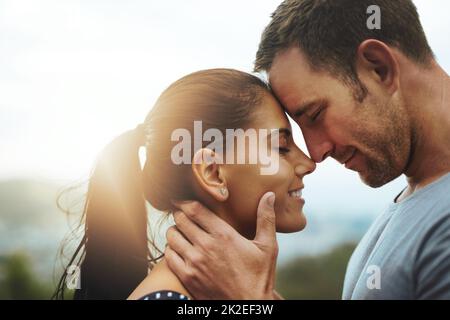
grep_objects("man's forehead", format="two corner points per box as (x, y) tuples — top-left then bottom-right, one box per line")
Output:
(268, 71), (316, 110)
(267, 68), (297, 101)
(268, 46), (313, 77)
(269, 73), (327, 114)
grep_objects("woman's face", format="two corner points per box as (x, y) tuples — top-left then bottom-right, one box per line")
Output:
(217, 93), (316, 239)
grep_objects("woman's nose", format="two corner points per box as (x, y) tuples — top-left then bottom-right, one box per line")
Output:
(295, 154), (316, 177)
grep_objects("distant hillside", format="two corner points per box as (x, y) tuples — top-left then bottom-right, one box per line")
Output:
(0, 252), (54, 299)
(0, 179), (84, 282)
(276, 243), (357, 299)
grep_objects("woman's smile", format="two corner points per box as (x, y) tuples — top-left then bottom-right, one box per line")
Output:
(287, 187), (305, 205)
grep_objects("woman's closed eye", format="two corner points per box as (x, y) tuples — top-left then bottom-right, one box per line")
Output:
(278, 146), (290, 155)
(269, 128), (292, 155)
(277, 135), (290, 155)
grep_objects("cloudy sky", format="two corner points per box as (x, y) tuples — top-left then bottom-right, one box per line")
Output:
(1, 0), (449, 218)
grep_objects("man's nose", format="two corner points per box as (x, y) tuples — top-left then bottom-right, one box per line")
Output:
(303, 131), (334, 163)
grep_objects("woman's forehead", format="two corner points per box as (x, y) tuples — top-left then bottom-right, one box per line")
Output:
(252, 95), (291, 131)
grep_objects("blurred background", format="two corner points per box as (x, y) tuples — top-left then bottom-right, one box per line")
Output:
(1, 0), (449, 299)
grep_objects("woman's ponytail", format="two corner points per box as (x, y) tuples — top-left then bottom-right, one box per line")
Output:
(72, 125), (149, 299)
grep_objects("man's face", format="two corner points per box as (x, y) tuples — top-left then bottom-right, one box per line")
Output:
(268, 46), (411, 187)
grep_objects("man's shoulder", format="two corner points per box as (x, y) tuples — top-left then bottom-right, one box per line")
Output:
(394, 172), (450, 227)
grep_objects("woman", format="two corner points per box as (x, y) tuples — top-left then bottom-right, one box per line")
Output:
(54, 68), (315, 300)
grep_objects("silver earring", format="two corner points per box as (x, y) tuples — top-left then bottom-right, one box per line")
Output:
(220, 187), (228, 196)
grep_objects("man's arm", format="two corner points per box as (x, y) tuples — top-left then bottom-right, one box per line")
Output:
(165, 192), (278, 299)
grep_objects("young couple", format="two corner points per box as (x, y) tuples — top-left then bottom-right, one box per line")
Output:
(57, 0), (450, 300)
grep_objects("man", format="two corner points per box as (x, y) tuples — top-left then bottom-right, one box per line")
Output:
(165, 0), (450, 299)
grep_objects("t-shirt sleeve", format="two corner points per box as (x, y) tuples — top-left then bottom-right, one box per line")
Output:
(414, 213), (450, 299)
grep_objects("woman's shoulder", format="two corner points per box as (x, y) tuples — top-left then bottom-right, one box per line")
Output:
(127, 259), (191, 300)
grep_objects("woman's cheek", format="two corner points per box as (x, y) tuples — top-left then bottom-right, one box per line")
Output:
(225, 160), (293, 234)
(259, 160), (292, 211)
(225, 164), (267, 220)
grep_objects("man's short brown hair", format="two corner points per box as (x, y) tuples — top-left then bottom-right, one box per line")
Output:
(255, 0), (434, 95)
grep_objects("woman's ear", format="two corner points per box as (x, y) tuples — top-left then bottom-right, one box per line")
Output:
(191, 148), (228, 202)
(355, 39), (400, 95)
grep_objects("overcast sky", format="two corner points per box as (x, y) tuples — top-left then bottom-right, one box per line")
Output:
(1, 0), (449, 218)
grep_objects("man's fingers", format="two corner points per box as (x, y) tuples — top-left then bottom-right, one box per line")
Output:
(172, 210), (212, 248)
(164, 246), (187, 279)
(166, 225), (195, 258)
(172, 200), (230, 235)
(253, 192), (277, 248)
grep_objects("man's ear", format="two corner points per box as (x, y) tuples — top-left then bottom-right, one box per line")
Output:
(355, 39), (400, 95)
(191, 148), (228, 202)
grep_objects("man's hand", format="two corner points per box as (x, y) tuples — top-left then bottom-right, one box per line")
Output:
(165, 192), (279, 300)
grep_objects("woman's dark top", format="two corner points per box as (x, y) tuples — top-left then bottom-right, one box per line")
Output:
(139, 290), (189, 300)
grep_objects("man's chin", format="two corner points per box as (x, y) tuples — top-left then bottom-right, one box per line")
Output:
(359, 170), (398, 188)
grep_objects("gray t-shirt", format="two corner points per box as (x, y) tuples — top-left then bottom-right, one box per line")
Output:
(342, 172), (450, 299)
